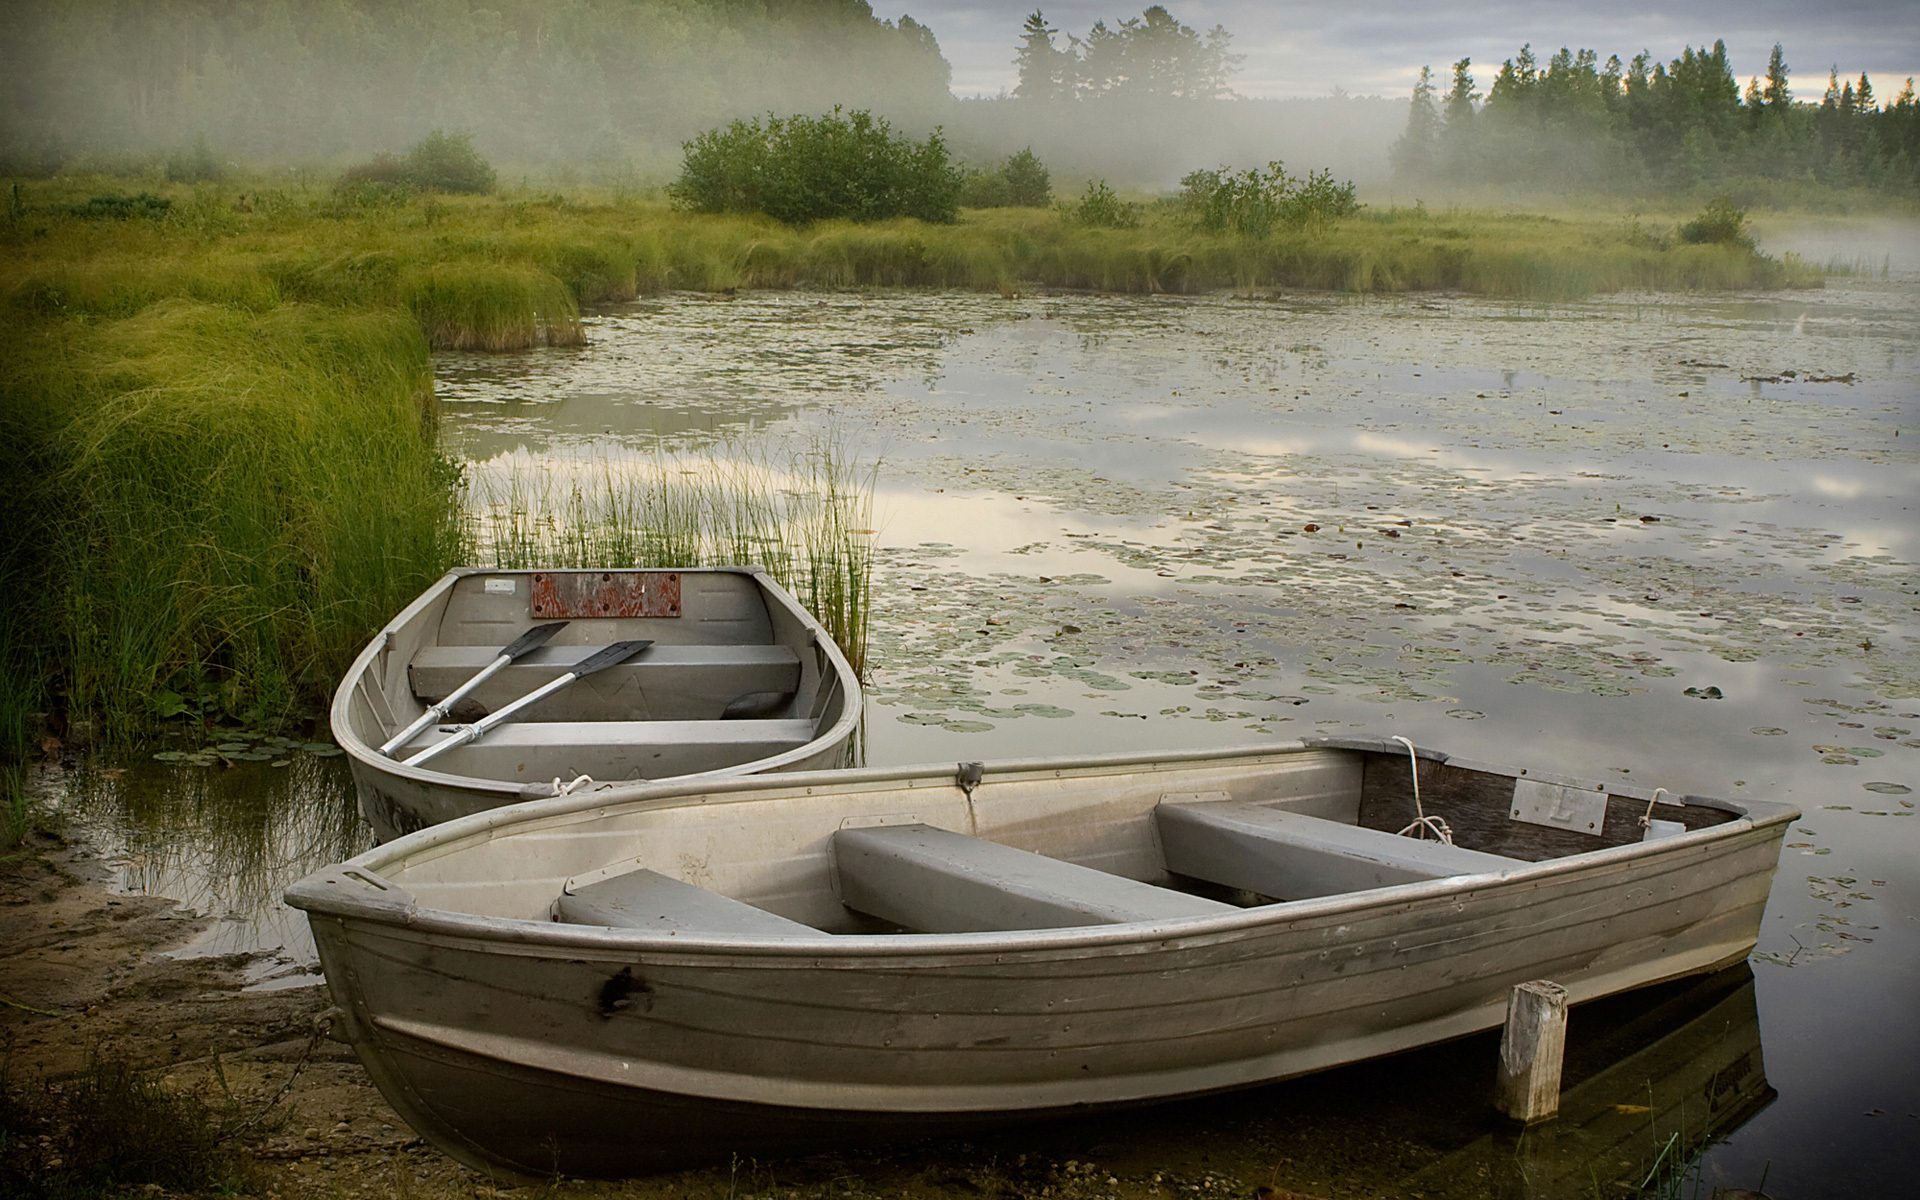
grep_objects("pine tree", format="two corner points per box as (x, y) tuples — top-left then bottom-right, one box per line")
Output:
(1391, 65), (1441, 178)
(1763, 44), (1790, 112)
(1014, 11), (1066, 102)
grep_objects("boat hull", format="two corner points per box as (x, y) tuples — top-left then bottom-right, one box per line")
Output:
(297, 750), (1789, 1180)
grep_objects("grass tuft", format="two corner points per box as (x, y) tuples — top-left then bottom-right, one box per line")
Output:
(0, 1053), (248, 1199)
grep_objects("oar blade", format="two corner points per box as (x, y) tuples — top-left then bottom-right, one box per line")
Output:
(573, 639), (653, 677)
(502, 621), (570, 659)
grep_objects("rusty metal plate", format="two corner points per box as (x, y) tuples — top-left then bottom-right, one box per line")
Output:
(528, 571), (682, 619)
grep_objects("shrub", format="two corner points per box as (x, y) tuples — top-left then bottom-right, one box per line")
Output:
(67, 192), (173, 220)
(1180, 162), (1360, 237)
(670, 108), (961, 225)
(1677, 196), (1752, 248)
(338, 131), (495, 195)
(338, 151), (410, 189)
(1068, 178), (1140, 229)
(959, 148), (1052, 209)
(1002, 148), (1052, 207)
(959, 165), (1013, 208)
(164, 134), (222, 183)
(404, 129), (496, 194)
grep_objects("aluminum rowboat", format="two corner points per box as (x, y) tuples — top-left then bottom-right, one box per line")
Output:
(330, 566), (860, 840)
(286, 738), (1796, 1179)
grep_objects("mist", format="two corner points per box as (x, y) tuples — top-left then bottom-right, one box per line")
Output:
(0, 1), (955, 179)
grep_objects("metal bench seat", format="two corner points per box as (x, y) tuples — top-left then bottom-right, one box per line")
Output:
(1155, 800), (1524, 901)
(406, 643), (802, 722)
(554, 869), (818, 937)
(832, 823), (1237, 933)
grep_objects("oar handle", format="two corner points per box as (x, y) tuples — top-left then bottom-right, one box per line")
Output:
(380, 651), (510, 756)
(399, 640), (650, 770)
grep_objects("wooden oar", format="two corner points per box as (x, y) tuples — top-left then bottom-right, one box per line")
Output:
(380, 622), (571, 757)
(400, 639), (652, 769)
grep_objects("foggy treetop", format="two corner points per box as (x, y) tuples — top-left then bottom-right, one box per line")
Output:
(1392, 42), (1920, 193)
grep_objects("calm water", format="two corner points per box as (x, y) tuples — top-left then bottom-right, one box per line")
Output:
(56, 259), (1920, 1194)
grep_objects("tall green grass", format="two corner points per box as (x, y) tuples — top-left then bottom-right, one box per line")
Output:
(0, 299), (463, 747)
(471, 444), (876, 678)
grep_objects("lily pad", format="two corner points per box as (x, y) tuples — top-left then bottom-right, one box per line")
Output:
(151, 751), (188, 762)
(1750, 727), (1789, 736)
(1682, 686), (1723, 700)
(1863, 782), (1912, 795)
(1447, 709), (1486, 719)
(942, 719), (995, 733)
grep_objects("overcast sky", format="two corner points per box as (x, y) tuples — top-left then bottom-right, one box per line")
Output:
(903, 2), (1920, 101)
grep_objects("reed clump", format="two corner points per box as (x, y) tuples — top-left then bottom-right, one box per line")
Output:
(471, 443), (876, 679)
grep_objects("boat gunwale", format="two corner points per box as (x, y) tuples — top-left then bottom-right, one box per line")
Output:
(286, 741), (1799, 961)
(329, 565), (864, 797)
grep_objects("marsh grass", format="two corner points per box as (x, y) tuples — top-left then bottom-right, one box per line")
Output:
(0, 1053), (248, 1199)
(0, 298), (464, 747)
(472, 443), (876, 678)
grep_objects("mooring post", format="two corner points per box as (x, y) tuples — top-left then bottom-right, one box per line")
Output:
(1496, 979), (1569, 1125)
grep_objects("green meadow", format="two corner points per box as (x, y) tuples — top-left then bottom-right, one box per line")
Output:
(0, 175), (1818, 760)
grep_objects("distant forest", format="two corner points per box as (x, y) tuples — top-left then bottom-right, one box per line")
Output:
(0, 0), (953, 173)
(1392, 42), (1920, 198)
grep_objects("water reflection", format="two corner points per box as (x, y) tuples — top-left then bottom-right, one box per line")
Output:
(920, 966), (1771, 1200)
(51, 757), (366, 977)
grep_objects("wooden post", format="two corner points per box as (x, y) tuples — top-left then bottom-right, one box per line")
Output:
(1496, 979), (1569, 1125)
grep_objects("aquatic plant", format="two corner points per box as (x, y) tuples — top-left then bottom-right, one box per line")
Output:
(471, 441), (875, 678)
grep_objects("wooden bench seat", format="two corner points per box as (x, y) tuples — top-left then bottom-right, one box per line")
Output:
(1156, 800), (1524, 901)
(833, 823), (1237, 933)
(406, 643), (802, 722)
(399, 718), (819, 782)
(554, 869), (818, 937)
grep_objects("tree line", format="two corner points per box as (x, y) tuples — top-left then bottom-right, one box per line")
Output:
(1392, 41), (1920, 196)
(1013, 6), (1240, 103)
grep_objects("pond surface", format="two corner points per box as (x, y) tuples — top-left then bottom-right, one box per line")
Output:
(59, 262), (1920, 1195)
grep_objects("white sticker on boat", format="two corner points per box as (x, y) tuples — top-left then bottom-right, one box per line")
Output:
(1509, 778), (1608, 835)
(485, 578), (516, 594)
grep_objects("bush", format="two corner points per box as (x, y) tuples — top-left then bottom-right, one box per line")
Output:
(1067, 178), (1140, 229)
(1180, 162), (1360, 237)
(338, 131), (495, 195)
(670, 108), (961, 225)
(404, 129), (496, 194)
(960, 148), (1052, 209)
(1002, 148), (1052, 207)
(67, 192), (172, 220)
(164, 134), (222, 183)
(1677, 196), (1752, 248)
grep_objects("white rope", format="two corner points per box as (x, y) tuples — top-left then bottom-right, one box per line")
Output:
(551, 774), (596, 796)
(1640, 787), (1670, 830)
(1391, 735), (1454, 845)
